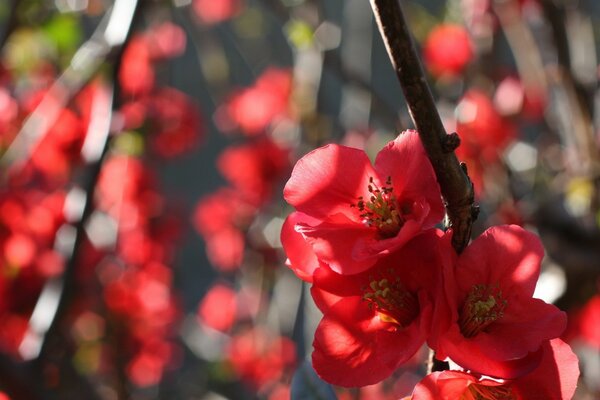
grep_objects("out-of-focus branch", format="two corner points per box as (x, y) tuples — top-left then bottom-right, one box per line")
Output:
(495, 0), (598, 177)
(36, 0), (141, 361)
(369, 0), (477, 254)
(0, 0), (141, 173)
(259, 0), (402, 130)
(539, 0), (595, 114)
(16, 2), (142, 399)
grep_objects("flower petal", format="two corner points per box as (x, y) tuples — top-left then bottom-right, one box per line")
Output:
(312, 297), (424, 387)
(477, 298), (567, 361)
(514, 339), (579, 400)
(438, 323), (544, 379)
(284, 144), (376, 222)
(281, 212), (321, 282)
(298, 216), (377, 275)
(373, 130), (444, 227)
(455, 225), (544, 298)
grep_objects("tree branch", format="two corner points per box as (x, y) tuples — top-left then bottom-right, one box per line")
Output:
(369, 0), (477, 253)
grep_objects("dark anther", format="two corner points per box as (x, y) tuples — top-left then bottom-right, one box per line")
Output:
(442, 132), (461, 153)
(460, 162), (468, 174)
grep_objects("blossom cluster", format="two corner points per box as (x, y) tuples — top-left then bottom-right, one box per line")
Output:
(281, 130), (579, 399)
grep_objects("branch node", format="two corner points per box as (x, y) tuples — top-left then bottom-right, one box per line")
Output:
(442, 132), (461, 153)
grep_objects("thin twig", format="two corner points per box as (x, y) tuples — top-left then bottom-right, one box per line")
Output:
(259, 0), (402, 130)
(369, 0), (477, 253)
(28, 2), (143, 399)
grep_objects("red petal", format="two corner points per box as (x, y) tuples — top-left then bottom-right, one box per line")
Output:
(312, 297), (424, 387)
(455, 225), (544, 298)
(514, 339), (579, 400)
(297, 216), (376, 275)
(438, 324), (544, 379)
(373, 130), (444, 228)
(477, 298), (567, 360)
(284, 144), (376, 222)
(411, 371), (475, 400)
(310, 286), (344, 313)
(351, 215), (424, 263)
(280, 212), (321, 282)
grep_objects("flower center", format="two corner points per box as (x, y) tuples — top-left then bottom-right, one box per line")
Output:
(466, 383), (516, 400)
(352, 176), (405, 238)
(459, 284), (507, 338)
(362, 274), (419, 328)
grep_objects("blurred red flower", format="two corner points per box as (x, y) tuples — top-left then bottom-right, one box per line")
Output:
(217, 68), (292, 136)
(455, 89), (516, 164)
(217, 137), (290, 205)
(423, 24), (473, 79)
(197, 283), (237, 332)
(193, 188), (257, 271)
(192, 0), (243, 25)
(226, 327), (296, 391)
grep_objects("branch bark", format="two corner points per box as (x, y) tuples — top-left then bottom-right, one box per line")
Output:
(369, 0), (477, 253)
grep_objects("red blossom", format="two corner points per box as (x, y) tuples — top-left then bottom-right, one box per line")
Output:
(411, 339), (578, 400)
(572, 294), (600, 349)
(226, 327), (296, 391)
(192, 0), (243, 25)
(147, 87), (204, 158)
(197, 283), (238, 332)
(455, 89), (516, 164)
(119, 36), (155, 96)
(432, 225), (567, 379)
(216, 68), (292, 136)
(423, 24), (474, 79)
(283, 130), (444, 275)
(217, 137), (290, 204)
(146, 22), (187, 60)
(192, 188), (257, 271)
(309, 230), (444, 387)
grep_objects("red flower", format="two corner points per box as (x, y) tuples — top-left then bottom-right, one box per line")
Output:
(283, 130), (444, 275)
(309, 231), (444, 387)
(226, 327), (296, 391)
(432, 225), (567, 379)
(217, 137), (290, 205)
(192, 0), (243, 25)
(119, 36), (154, 96)
(574, 294), (600, 349)
(147, 87), (203, 158)
(192, 188), (257, 271)
(216, 68), (292, 136)
(411, 339), (579, 400)
(455, 90), (516, 164)
(197, 283), (237, 332)
(423, 24), (473, 79)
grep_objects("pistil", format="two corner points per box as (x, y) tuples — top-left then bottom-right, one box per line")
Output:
(459, 284), (507, 338)
(362, 274), (419, 328)
(352, 176), (405, 238)
(467, 382), (516, 400)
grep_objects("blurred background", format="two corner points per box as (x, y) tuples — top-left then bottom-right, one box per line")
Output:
(0, 0), (599, 398)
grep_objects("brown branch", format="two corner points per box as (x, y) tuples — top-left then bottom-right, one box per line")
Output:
(368, 0), (477, 253)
